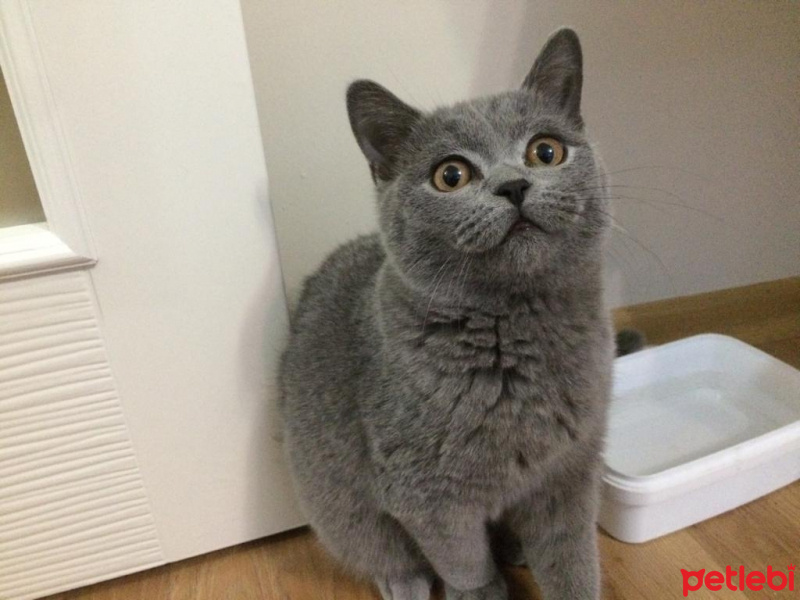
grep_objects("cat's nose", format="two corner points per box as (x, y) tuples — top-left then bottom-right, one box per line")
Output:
(494, 179), (531, 208)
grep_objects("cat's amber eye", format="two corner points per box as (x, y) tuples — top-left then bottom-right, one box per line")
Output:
(526, 137), (566, 167)
(432, 159), (472, 192)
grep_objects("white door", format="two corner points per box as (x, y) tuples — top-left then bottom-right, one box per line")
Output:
(0, 2), (303, 598)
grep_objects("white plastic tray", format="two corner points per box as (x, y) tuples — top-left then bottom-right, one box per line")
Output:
(599, 334), (800, 543)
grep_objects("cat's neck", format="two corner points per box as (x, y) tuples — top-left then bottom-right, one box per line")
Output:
(373, 260), (607, 377)
(376, 257), (605, 323)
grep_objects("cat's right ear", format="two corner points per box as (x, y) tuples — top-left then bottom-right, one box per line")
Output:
(522, 28), (583, 125)
(347, 80), (421, 182)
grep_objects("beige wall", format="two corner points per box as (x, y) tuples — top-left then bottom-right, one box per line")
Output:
(0, 66), (45, 227)
(241, 0), (799, 307)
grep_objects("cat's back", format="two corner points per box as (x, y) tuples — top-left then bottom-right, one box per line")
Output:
(291, 233), (384, 329)
(280, 233), (384, 412)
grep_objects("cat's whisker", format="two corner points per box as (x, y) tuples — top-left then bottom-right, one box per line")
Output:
(595, 195), (672, 219)
(545, 199), (675, 294)
(455, 258), (473, 327)
(596, 193), (727, 226)
(604, 244), (630, 285)
(445, 256), (470, 301)
(608, 194), (724, 224)
(452, 255), (471, 304)
(537, 202), (582, 216)
(565, 191), (674, 221)
(603, 243), (643, 292)
(402, 254), (429, 279)
(568, 184), (725, 223)
(420, 257), (455, 337)
(606, 229), (648, 293)
(607, 221), (677, 295)
(577, 164), (709, 185)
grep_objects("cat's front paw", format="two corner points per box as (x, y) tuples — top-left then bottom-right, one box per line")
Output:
(445, 576), (508, 600)
(377, 574), (432, 600)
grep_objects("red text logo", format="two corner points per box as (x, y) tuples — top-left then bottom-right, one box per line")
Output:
(681, 565), (795, 596)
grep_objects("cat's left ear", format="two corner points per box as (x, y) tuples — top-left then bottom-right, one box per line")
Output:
(522, 28), (583, 125)
(347, 80), (421, 182)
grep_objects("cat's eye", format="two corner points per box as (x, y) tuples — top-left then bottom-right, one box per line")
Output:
(432, 159), (472, 192)
(526, 137), (566, 167)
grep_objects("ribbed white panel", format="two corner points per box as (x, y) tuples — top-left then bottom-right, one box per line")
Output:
(0, 270), (164, 600)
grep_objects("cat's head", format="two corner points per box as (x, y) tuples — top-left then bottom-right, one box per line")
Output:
(347, 29), (608, 298)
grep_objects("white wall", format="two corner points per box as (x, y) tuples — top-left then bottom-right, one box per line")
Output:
(242, 0), (799, 307)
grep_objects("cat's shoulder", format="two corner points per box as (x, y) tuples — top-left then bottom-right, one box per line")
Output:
(293, 233), (385, 323)
(304, 233), (384, 293)
(322, 233), (384, 274)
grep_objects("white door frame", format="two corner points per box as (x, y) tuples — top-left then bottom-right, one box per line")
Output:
(0, 0), (96, 280)
(0, 2), (303, 598)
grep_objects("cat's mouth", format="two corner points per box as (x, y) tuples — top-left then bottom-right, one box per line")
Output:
(507, 217), (548, 237)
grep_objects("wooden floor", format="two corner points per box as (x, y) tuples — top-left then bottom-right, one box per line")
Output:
(46, 277), (800, 600)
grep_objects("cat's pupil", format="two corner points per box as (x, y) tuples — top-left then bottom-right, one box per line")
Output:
(536, 143), (555, 164)
(442, 164), (462, 187)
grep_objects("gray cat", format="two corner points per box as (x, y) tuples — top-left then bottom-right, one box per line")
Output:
(279, 29), (612, 600)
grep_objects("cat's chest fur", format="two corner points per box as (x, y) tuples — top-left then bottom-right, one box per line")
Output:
(367, 284), (611, 508)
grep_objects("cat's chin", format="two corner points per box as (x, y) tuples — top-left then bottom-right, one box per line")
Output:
(498, 223), (557, 254)
(481, 235), (556, 278)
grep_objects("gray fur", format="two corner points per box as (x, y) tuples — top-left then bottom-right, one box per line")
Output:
(279, 29), (611, 600)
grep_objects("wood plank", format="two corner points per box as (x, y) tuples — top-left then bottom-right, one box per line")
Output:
(613, 276), (800, 348)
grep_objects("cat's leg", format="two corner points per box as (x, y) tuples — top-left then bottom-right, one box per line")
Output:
(527, 523), (600, 600)
(510, 478), (602, 600)
(314, 507), (433, 600)
(369, 515), (433, 600)
(400, 512), (508, 600)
